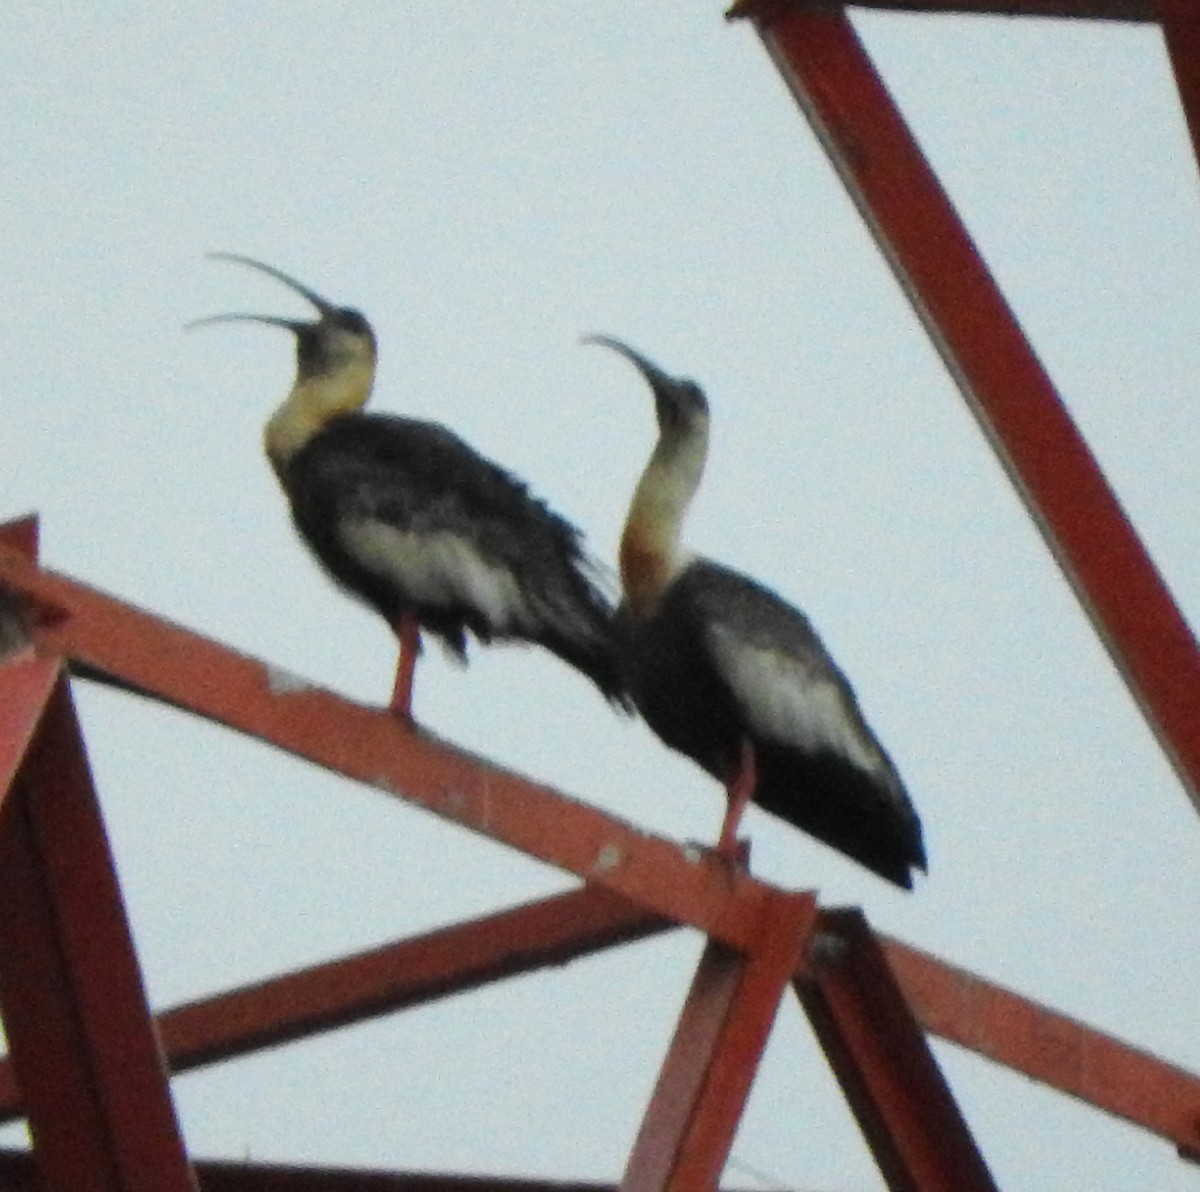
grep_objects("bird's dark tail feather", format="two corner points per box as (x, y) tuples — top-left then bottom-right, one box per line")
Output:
(527, 568), (633, 711)
(753, 744), (926, 889)
(546, 628), (632, 711)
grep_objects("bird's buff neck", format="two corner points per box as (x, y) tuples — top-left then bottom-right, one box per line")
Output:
(620, 425), (707, 613)
(265, 359), (375, 470)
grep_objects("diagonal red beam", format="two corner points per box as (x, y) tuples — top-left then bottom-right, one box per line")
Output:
(0, 1148), (792, 1192)
(160, 885), (669, 1074)
(1158, 0), (1200, 178)
(0, 782), (118, 1192)
(0, 672), (195, 1191)
(731, 0), (1152, 17)
(4, 534), (1198, 1161)
(0, 517), (38, 561)
(731, 6), (1200, 818)
(0, 886), (671, 1122)
(0, 539), (780, 953)
(621, 892), (817, 1191)
(0, 889), (1193, 1156)
(0, 516), (37, 678)
(884, 937), (1200, 1158)
(4, 527), (1198, 1159)
(799, 910), (998, 1192)
(0, 655), (59, 810)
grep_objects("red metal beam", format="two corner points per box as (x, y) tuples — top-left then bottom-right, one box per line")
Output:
(5, 532), (1200, 1166)
(1159, 0), (1200, 179)
(730, 6), (1200, 819)
(884, 936), (1200, 1158)
(0, 518), (37, 561)
(621, 892), (817, 1191)
(0, 670), (195, 1191)
(0, 655), (58, 810)
(0, 1149), (793, 1192)
(0, 517), (37, 671)
(0, 891), (1191, 1158)
(730, 0), (1151, 18)
(158, 885), (668, 1073)
(0, 538), (783, 954)
(0, 887), (671, 1121)
(0, 781), (116, 1192)
(799, 911), (998, 1192)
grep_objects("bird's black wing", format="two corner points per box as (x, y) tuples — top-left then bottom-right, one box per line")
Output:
(294, 413), (586, 568)
(679, 561), (907, 797)
(680, 560), (925, 882)
(283, 412), (626, 702)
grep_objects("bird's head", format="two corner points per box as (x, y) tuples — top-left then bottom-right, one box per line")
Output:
(582, 335), (709, 438)
(584, 335), (710, 606)
(190, 253), (378, 389)
(191, 254), (380, 466)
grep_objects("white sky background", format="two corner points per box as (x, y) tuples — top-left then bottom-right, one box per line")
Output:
(4, 4), (1200, 1189)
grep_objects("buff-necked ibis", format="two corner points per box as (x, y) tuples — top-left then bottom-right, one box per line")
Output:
(588, 335), (925, 888)
(192, 255), (627, 719)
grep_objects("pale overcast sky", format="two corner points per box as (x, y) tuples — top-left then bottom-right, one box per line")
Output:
(4, 5), (1200, 1189)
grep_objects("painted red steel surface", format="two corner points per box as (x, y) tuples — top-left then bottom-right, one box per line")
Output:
(0, 877), (1191, 1155)
(733, 4), (1200, 819)
(0, 656), (57, 809)
(0, 902), (1190, 1156)
(800, 912), (999, 1192)
(0, 519), (37, 562)
(2, 529), (1199, 1166)
(1159, 0), (1200, 174)
(886, 937), (1200, 1156)
(0, 886), (667, 1118)
(167, 884), (666, 1070)
(622, 945), (754, 1192)
(0, 542), (777, 954)
(0, 8), (1195, 1191)
(0, 1149), (782, 1192)
(666, 893), (818, 1189)
(621, 893), (817, 1191)
(0, 669), (195, 1192)
(728, 0), (1152, 16)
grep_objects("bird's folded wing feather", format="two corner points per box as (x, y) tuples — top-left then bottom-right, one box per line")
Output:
(300, 416), (585, 566)
(687, 561), (895, 781)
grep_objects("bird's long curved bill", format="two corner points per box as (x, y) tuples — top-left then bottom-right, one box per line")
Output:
(581, 334), (673, 389)
(205, 252), (335, 316)
(184, 312), (305, 333)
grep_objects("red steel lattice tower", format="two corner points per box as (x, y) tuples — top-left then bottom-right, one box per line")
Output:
(2, 3), (1200, 1188)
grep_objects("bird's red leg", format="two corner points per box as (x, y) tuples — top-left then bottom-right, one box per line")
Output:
(717, 737), (757, 857)
(389, 615), (422, 721)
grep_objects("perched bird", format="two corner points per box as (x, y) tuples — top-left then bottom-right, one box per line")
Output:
(587, 335), (925, 888)
(191, 254), (626, 719)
